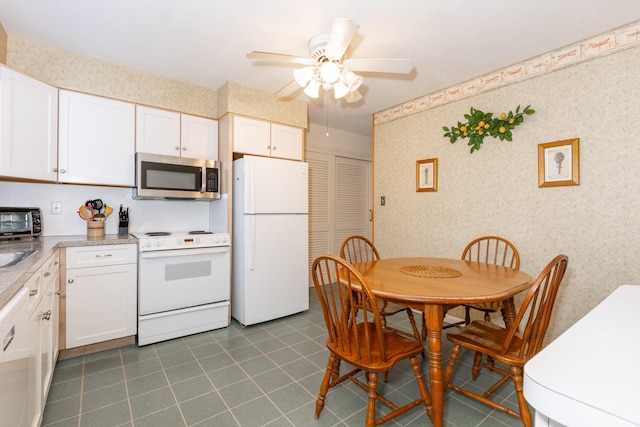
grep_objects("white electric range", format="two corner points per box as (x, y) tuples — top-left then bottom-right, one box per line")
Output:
(131, 231), (231, 346)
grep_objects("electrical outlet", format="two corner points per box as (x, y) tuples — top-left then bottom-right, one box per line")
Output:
(380, 196), (386, 206)
(51, 201), (62, 215)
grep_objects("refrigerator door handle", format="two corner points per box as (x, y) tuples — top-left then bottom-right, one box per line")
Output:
(249, 214), (256, 270)
(247, 157), (256, 214)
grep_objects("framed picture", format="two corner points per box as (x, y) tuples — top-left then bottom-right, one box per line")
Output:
(416, 158), (438, 192)
(538, 138), (580, 187)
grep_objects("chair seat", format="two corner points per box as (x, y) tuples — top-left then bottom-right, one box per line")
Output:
(446, 320), (526, 367)
(327, 322), (424, 372)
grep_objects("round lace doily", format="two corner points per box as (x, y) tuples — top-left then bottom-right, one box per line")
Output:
(399, 265), (462, 278)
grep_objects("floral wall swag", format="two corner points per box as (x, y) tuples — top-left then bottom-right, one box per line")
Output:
(443, 105), (535, 153)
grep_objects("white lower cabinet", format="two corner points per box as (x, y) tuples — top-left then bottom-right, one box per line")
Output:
(26, 250), (59, 427)
(65, 245), (137, 349)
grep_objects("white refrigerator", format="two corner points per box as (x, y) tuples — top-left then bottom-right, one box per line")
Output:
(232, 155), (309, 326)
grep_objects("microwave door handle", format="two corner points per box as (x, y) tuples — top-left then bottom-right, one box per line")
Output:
(201, 168), (206, 193)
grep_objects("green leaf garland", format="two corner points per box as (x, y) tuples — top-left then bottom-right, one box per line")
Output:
(443, 105), (535, 153)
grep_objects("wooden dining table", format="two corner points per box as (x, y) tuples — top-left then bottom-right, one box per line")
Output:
(346, 257), (533, 427)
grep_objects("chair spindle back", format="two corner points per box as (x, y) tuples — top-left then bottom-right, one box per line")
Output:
(502, 254), (568, 359)
(340, 235), (380, 264)
(311, 255), (386, 363)
(461, 236), (520, 269)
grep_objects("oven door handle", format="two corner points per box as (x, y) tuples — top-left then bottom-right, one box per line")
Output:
(139, 246), (229, 259)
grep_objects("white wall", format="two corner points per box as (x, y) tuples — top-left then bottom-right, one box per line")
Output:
(0, 181), (215, 236)
(306, 122), (371, 160)
(373, 44), (640, 342)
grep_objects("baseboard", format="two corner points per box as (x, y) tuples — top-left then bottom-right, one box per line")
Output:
(58, 335), (136, 360)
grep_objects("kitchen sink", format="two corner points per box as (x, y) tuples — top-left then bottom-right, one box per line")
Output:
(0, 249), (37, 268)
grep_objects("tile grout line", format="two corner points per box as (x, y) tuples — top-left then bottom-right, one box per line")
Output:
(118, 348), (135, 426)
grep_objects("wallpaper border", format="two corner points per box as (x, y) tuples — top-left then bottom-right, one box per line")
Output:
(374, 20), (640, 125)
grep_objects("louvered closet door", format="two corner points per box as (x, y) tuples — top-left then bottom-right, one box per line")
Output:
(307, 152), (372, 286)
(307, 152), (334, 286)
(334, 157), (372, 251)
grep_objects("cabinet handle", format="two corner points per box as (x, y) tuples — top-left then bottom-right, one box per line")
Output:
(53, 167), (58, 172)
(60, 169), (66, 173)
(95, 254), (113, 258)
(55, 290), (61, 295)
(44, 272), (51, 277)
(67, 279), (74, 284)
(182, 146), (187, 151)
(272, 146), (277, 150)
(42, 310), (52, 321)
(175, 146), (180, 151)
(29, 289), (38, 296)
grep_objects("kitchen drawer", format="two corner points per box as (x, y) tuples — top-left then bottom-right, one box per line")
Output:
(25, 270), (42, 314)
(41, 250), (59, 286)
(66, 244), (136, 269)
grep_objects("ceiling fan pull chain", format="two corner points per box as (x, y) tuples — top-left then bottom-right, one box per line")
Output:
(326, 92), (330, 137)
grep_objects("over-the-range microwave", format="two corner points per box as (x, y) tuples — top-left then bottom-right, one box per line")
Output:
(134, 152), (220, 200)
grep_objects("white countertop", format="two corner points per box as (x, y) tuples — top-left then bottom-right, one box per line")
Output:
(523, 285), (640, 426)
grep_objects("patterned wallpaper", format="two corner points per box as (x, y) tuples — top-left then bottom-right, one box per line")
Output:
(5, 37), (307, 127)
(373, 43), (640, 342)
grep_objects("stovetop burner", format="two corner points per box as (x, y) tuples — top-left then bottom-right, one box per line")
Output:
(145, 232), (171, 236)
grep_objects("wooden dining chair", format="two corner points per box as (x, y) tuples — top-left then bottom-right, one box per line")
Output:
(340, 235), (422, 342)
(461, 236), (521, 325)
(311, 255), (433, 426)
(444, 254), (568, 427)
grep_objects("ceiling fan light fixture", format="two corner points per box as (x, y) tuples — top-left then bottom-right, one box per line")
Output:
(319, 61), (341, 84)
(343, 70), (363, 91)
(304, 80), (321, 98)
(345, 90), (363, 103)
(293, 66), (314, 87)
(333, 81), (349, 99)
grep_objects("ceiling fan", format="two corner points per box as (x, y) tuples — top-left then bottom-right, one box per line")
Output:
(247, 18), (414, 103)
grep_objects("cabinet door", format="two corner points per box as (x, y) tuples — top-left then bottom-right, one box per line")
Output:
(271, 124), (303, 160)
(28, 282), (53, 427)
(0, 66), (58, 181)
(65, 263), (137, 348)
(232, 116), (271, 157)
(58, 90), (135, 186)
(135, 105), (181, 156)
(39, 285), (54, 412)
(181, 114), (219, 160)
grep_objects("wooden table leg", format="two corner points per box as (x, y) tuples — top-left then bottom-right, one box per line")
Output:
(424, 304), (444, 427)
(502, 297), (516, 329)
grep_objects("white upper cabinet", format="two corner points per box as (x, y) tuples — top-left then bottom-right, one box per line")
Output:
(136, 105), (218, 160)
(181, 114), (219, 160)
(271, 123), (303, 160)
(0, 66), (58, 181)
(135, 106), (181, 156)
(233, 116), (303, 161)
(58, 90), (135, 186)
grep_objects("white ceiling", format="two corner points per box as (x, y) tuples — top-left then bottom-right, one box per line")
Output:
(1, 1), (639, 136)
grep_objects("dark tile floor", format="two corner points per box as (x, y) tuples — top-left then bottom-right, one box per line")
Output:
(43, 291), (524, 426)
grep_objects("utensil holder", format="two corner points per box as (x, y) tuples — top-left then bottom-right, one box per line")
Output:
(87, 221), (105, 238)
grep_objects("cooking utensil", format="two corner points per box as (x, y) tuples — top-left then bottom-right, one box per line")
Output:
(104, 205), (114, 218)
(85, 199), (104, 213)
(78, 205), (93, 221)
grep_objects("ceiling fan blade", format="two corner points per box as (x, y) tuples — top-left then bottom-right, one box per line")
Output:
(345, 58), (414, 74)
(275, 80), (301, 98)
(247, 51), (314, 65)
(324, 19), (359, 60)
